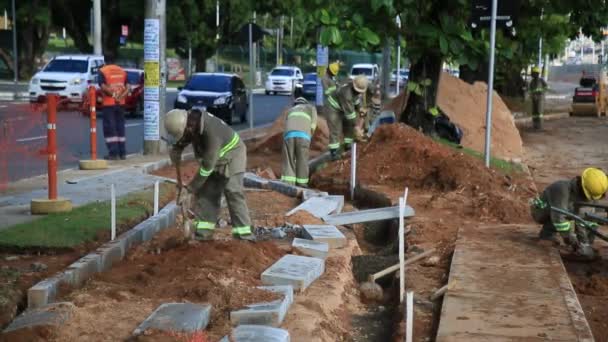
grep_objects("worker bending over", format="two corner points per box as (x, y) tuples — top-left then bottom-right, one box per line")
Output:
(530, 168), (608, 260)
(325, 75), (368, 160)
(281, 97), (317, 187)
(165, 109), (254, 241)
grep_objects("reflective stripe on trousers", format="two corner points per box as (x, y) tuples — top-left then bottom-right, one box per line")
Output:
(232, 226), (252, 235)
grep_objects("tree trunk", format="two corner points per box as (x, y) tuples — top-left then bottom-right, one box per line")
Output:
(400, 54), (443, 135)
(51, 0), (92, 53)
(101, 0), (122, 62)
(17, 1), (50, 79)
(193, 46), (209, 73)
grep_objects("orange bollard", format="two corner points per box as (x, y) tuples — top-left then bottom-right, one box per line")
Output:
(47, 94), (58, 200)
(88, 86), (98, 160)
(30, 94), (72, 214)
(78, 86), (107, 170)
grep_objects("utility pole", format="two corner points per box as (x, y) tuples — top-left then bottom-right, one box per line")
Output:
(143, 0), (166, 155)
(252, 11), (257, 85)
(93, 0), (102, 55)
(215, 0), (219, 71)
(11, 0), (17, 83)
(483, 0), (497, 168)
(290, 16), (294, 47)
(396, 15), (402, 95)
(4, 10), (7, 30)
(248, 21), (254, 132)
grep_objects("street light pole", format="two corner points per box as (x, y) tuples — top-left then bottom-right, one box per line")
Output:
(93, 0), (102, 55)
(483, 0), (498, 168)
(396, 15), (402, 95)
(11, 0), (17, 83)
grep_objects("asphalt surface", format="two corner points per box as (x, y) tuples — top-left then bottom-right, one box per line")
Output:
(0, 92), (291, 184)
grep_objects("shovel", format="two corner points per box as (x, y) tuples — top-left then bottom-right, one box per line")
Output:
(550, 206), (608, 243)
(174, 160), (193, 240)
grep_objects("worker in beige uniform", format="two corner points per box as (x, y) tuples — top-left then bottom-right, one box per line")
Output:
(165, 108), (254, 241)
(281, 97), (317, 187)
(325, 75), (368, 159)
(322, 62), (340, 101)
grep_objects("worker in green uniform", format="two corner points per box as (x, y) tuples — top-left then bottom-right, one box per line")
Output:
(325, 75), (369, 160)
(530, 168), (608, 260)
(165, 108), (254, 241)
(281, 97), (317, 187)
(528, 66), (548, 130)
(322, 62), (340, 101)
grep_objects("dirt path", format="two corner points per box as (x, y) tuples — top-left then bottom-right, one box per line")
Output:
(522, 116), (608, 339)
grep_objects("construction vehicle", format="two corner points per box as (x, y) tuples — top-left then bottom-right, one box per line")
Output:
(570, 69), (608, 117)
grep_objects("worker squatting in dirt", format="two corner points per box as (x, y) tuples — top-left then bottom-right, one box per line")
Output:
(165, 108), (255, 241)
(531, 167), (608, 260)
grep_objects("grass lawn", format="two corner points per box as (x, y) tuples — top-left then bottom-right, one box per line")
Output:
(436, 138), (523, 174)
(0, 182), (175, 249)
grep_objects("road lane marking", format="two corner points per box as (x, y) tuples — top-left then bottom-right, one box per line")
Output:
(125, 123), (143, 128)
(16, 135), (46, 142)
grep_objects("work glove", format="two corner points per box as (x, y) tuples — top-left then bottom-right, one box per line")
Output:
(582, 221), (600, 230)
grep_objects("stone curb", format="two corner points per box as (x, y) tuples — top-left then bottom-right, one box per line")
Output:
(514, 112), (570, 128)
(0, 91), (29, 100)
(26, 201), (179, 309)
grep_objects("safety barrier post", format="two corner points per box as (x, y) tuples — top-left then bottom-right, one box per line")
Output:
(30, 94), (72, 214)
(79, 86), (107, 170)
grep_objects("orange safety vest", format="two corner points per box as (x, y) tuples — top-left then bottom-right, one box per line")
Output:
(99, 64), (127, 106)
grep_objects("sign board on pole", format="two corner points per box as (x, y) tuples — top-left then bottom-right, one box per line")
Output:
(143, 18), (160, 141)
(470, 0), (519, 29)
(316, 45), (329, 106)
(121, 25), (129, 37)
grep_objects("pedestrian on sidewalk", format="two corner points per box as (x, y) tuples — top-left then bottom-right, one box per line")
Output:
(325, 75), (368, 160)
(281, 97), (317, 187)
(99, 62), (129, 160)
(530, 168), (608, 260)
(165, 108), (254, 241)
(528, 66), (547, 130)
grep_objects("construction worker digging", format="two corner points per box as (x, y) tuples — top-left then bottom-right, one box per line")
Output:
(325, 75), (369, 160)
(165, 108), (254, 241)
(281, 97), (317, 187)
(528, 66), (548, 130)
(530, 168), (608, 260)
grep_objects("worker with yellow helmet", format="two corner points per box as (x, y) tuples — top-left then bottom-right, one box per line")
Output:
(528, 66), (548, 130)
(531, 168), (608, 260)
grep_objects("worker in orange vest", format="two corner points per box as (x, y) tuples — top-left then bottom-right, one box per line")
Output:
(99, 62), (128, 160)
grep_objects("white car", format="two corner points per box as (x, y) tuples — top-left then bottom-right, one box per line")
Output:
(29, 54), (105, 103)
(349, 63), (380, 83)
(390, 69), (409, 85)
(265, 66), (303, 95)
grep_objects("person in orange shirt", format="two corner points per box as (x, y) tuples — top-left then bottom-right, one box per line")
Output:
(99, 62), (129, 160)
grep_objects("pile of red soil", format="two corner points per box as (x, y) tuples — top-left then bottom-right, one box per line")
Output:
(384, 72), (524, 160)
(312, 124), (533, 222)
(250, 109), (330, 154)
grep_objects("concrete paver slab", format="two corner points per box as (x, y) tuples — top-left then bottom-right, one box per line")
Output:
(220, 325), (290, 342)
(230, 285), (293, 327)
(302, 225), (346, 249)
(292, 238), (329, 259)
(323, 205), (415, 225)
(286, 196), (344, 218)
(133, 303), (212, 335)
(261, 254), (324, 291)
(3, 302), (74, 335)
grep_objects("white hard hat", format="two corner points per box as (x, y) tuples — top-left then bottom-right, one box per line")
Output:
(164, 109), (189, 141)
(353, 75), (369, 93)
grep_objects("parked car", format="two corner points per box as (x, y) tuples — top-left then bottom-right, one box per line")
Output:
(265, 66), (304, 95)
(29, 54), (104, 104)
(349, 63), (379, 83)
(301, 73), (318, 99)
(174, 73), (248, 125)
(390, 69), (409, 86)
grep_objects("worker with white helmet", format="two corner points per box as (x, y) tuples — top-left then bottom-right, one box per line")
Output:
(281, 97), (317, 187)
(325, 75), (369, 160)
(165, 108), (253, 241)
(531, 168), (608, 260)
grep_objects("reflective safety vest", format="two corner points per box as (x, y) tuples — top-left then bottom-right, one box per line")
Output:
(284, 104), (318, 140)
(99, 64), (127, 106)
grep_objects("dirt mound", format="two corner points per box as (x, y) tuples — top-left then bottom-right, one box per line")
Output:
(384, 72), (524, 160)
(251, 109), (330, 153)
(312, 124), (532, 222)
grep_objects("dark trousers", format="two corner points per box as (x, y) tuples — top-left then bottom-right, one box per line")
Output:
(102, 105), (126, 157)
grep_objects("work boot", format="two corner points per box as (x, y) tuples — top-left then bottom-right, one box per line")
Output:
(235, 233), (256, 242)
(195, 229), (215, 241)
(532, 118), (542, 130)
(103, 155), (119, 160)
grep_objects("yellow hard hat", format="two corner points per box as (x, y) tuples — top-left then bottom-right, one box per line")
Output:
(329, 62), (340, 75)
(532, 66), (540, 73)
(353, 75), (369, 93)
(165, 109), (189, 141)
(581, 167), (608, 200)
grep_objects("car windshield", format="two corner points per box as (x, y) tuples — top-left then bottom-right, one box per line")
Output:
(304, 74), (316, 81)
(43, 59), (88, 73)
(185, 75), (232, 92)
(126, 71), (141, 85)
(271, 69), (294, 76)
(351, 68), (372, 76)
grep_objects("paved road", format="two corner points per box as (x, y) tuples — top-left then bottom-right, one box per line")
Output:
(0, 93), (291, 184)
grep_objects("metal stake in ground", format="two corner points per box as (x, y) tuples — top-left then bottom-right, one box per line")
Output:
(79, 86), (107, 170)
(30, 94), (72, 214)
(350, 143), (357, 200)
(406, 291), (414, 342)
(483, 0), (498, 168)
(399, 196), (405, 303)
(111, 184), (116, 240)
(154, 181), (160, 215)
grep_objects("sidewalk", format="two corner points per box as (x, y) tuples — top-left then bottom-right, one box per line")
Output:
(436, 224), (593, 341)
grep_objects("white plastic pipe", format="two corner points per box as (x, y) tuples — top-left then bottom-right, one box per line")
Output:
(154, 180), (159, 215)
(403, 187), (409, 205)
(350, 143), (357, 200)
(406, 291), (414, 342)
(111, 184), (116, 240)
(399, 196), (405, 303)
